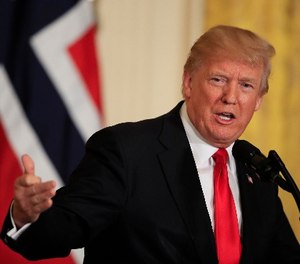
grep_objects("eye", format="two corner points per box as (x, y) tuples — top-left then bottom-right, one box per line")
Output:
(240, 82), (254, 89)
(212, 77), (221, 82)
(210, 76), (226, 86)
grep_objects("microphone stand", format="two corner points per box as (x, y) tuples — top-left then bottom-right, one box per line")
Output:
(268, 150), (300, 213)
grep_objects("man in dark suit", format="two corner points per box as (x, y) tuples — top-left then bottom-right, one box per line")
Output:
(1, 25), (300, 263)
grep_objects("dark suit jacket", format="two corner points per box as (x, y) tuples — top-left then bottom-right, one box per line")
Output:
(1, 102), (300, 263)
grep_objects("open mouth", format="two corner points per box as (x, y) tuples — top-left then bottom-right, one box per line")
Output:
(218, 112), (235, 121)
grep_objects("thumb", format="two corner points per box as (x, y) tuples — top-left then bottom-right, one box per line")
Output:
(21, 154), (35, 175)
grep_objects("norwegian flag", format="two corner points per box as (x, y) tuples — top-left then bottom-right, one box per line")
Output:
(0, 0), (103, 263)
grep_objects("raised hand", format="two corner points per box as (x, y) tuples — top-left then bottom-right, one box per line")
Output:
(12, 154), (57, 228)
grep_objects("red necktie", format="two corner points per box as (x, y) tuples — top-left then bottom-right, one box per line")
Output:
(213, 148), (242, 264)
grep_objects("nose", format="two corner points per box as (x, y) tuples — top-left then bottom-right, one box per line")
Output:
(221, 83), (238, 105)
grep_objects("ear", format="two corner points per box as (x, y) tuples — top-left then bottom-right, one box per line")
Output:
(254, 95), (264, 111)
(182, 71), (192, 99)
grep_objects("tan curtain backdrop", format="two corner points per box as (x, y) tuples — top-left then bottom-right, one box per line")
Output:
(204, 0), (300, 241)
(96, 0), (204, 125)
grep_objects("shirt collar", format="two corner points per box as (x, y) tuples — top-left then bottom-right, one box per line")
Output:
(180, 102), (235, 169)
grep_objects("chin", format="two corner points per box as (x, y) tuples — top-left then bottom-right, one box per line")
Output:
(211, 135), (236, 148)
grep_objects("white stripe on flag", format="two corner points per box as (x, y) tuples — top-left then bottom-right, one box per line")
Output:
(0, 65), (64, 188)
(30, 0), (101, 142)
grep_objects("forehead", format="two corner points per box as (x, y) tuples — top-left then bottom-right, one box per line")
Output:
(195, 57), (264, 80)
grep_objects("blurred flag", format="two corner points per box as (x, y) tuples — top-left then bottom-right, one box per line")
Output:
(0, 0), (103, 263)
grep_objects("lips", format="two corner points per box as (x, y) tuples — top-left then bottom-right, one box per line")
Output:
(217, 112), (235, 121)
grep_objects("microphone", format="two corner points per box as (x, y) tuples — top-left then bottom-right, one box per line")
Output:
(232, 140), (289, 191)
(233, 139), (300, 212)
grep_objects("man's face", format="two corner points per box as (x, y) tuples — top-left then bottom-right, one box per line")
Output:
(183, 57), (264, 148)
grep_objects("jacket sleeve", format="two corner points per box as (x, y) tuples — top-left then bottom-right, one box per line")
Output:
(0, 127), (128, 260)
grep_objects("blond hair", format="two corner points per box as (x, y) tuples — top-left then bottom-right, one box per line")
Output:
(184, 25), (275, 94)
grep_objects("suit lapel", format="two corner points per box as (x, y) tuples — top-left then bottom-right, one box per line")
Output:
(157, 103), (218, 263)
(236, 160), (262, 264)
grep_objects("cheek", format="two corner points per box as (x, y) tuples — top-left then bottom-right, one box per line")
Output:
(239, 101), (259, 123)
(240, 94), (262, 111)
(192, 84), (214, 102)
(190, 91), (209, 112)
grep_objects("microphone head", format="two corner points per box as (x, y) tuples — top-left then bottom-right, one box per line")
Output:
(233, 140), (271, 175)
(233, 140), (286, 187)
(232, 140), (262, 164)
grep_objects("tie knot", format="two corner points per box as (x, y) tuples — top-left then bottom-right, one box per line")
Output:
(212, 148), (228, 164)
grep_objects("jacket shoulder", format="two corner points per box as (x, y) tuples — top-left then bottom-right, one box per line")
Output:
(87, 101), (184, 146)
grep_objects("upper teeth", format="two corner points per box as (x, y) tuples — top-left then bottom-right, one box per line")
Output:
(220, 115), (231, 120)
(219, 113), (232, 120)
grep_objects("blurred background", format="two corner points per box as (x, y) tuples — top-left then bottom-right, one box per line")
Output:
(0, 0), (299, 263)
(96, 0), (300, 241)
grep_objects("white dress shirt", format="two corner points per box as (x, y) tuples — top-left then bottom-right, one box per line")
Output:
(180, 103), (242, 232)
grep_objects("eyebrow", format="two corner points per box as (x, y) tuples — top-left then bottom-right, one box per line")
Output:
(210, 71), (259, 85)
(238, 77), (259, 85)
